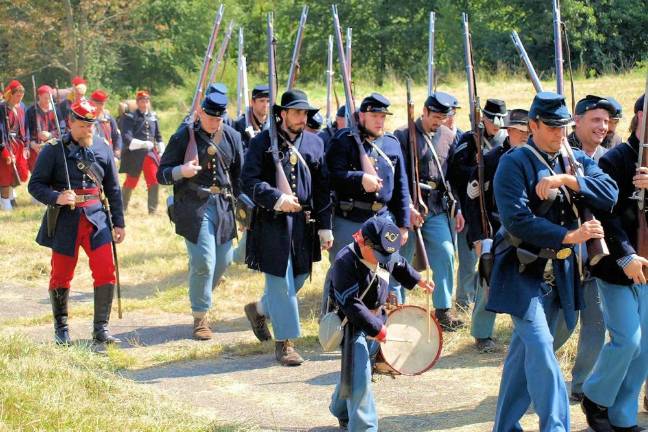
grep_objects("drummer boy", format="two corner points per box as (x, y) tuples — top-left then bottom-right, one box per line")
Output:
(328, 216), (434, 431)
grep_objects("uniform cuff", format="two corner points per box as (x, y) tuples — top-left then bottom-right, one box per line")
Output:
(171, 166), (184, 181)
(616, 254), (638, 270)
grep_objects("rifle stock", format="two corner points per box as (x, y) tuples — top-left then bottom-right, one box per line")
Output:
(286, 6), (309, 91)
(636, 74), (648, 277)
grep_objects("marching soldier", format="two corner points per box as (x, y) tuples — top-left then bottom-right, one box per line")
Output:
(394, 92), (466, 331)
(322, 93), (410, 313)
(28, 100), (125, 345)
(487, 92), (617, 431)
(581, 93), (648, 432)
(0, 80), (29, 211)
(157, 92), (243, 340)
(233, 84), (270, 150)
(328, 216), (434, 431)
(242, 89), (332, 366)
(119, 90), (163, 214)
(319, 105), (347, 152)
(26, 85), (63, 173)
(90, 90), (122, 158)
(205, 83), (234, 126)
(602, 96), (623, 148)
(465, 108), (529, 352)
(59, 76), (88, 125)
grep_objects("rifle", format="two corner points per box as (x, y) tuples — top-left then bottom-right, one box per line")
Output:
(30, 75), (42, 159)
(267, 12), (292, 196)
(208, 19), (234, 86)
(406, 78), (429, 272)
(184, 3), (225, 163)
(1, 103), (22, 187)
(325, 34), (334, 126)
(286, 6), (309, 91)
(236, 27), (244, 118)
(552, 0), (609, 266)
(331, 5), (377, 178)
(510, 31), (544, 93)
(345, 27), (352, 83)
(427, 12), (436, 96)
(634, 75), (648, 278)
(242, 55), (251, 131)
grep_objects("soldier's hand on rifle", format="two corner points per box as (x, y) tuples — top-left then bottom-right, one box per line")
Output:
(623, 255), (648, 285)
(455, 210), (465, 232)
(417, 278), (435, 294)
(38, 131), (51, 142)
(113, 227), (126, 244)
(362, 174), (383, 193)
(56, 190), (76, 207)
(399, 227), (409, 245)
(563, 219), (604, 244)
(410, 205), (424, 228)
(180, 158), (202, 178)
(633, 167), (648, 189)
(278, 194), (302, 213)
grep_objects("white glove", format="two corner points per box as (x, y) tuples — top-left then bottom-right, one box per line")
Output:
(318, 229), (333, 244)
(129, 138), (147, 150)
(146, 140), (155, 150)
(156, 141), (165, 153)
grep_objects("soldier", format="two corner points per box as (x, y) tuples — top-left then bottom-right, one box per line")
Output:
(28, 100), (125, 345)
(89, 90), (122, 158)
(465, 108), (529, 352)
(319, 105), (347, 152)
(233, 84), (270, 150)
(328, 216), (434, 431)
(306, 111), (323, 134)
(581, 93), (648, 432)
(26, 85), (63, 173)
(157, 92), (243, 340)
(0, 80), (29, 211)
(205, 83), (234, 127)
(59, 76), (88, 125)
(445, 96), (464, 147)
(449, 98), (507, 310)
(119, 90), (163, 214)
(242, 89), (332, 366)
(602, 96), (623, 149)
(394, 92), (466, 331)
(487, 92), (617, 432)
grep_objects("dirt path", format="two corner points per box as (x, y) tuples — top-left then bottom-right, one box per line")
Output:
(2, 284), (646, 431)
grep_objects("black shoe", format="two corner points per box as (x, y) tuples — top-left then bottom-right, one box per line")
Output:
(92, 284), (121, 344)
(49, 288), (71, 345)
(570, 391), (584, 403)
(581, 395), (613, 432)
(435, 308), (464, 332)
(244, 302), (272, 341)
(338, 419), (348, 430)
(475, 337), (496, 353)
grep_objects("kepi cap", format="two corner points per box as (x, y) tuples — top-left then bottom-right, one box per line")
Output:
(529, 91), (572, 127)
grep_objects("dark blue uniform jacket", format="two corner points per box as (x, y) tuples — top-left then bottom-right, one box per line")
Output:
(119, 109), (162, 176)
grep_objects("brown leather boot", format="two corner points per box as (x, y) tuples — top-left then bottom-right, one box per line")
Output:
(244, 302), (272, 341)
(192, 316), (212, 340)
(275, 340), (303, 366)
(435, 308), (465, 332)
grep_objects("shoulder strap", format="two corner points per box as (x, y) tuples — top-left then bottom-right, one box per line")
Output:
(421, 132), (451, 191)
(367, 138), (395, 174)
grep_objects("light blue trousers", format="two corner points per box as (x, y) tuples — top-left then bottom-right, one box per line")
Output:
(400, 213), (455, 309)
(232, 230), (247, 264)
(583, 280), (648, 428)
(471, 278), (497, 339)
(329, 330), (379, 432)
(455, 228), (478, 305)
(493, 291), (570, 432)
(262, 256), (308, 341)
(184, 202), (233, 313)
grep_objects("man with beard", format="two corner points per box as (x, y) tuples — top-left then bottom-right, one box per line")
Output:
(320, 93), (410, 316)
(602, 96), (623, 149)
(119, 90), (163, 214)
(233, 85), (270, 150)
(465, 109), (529, 352)
(242, 89), (332, 366)
(28, 100), (125, 345)
(90, 90), (122, 158)
(26, 85), (63, 173)
(394, 92), (466, 330)
(157, 92), (243, 340)
(0, 80), (29, 210)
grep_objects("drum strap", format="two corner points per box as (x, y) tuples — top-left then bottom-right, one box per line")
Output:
(335, 243), (379, 328)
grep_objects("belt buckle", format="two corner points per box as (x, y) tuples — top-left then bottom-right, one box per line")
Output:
(427, 180), (438, 190)
(556, 248), (572, 260)
(209, 185), (221, 194)
(371, 201), (382, 212)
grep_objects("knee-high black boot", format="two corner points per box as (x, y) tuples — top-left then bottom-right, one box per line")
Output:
(147, 184), (159, 214)
(92, 284), (121, 344)
(49, 288), (71, 345)
(121, 187), (133, 211)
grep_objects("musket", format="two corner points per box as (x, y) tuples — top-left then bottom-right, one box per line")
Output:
(184, 3), (225, 163)
(552, 0), (609, 266)
(325, 35), (334, 125)
(331, 5), (377, 178)
(267, 13), (293, 196)
(208, 19), (234, 86)
(30, 75), (40, 159)
(427, 12), (436, 96)
(1, 103), (22, 187)
(510, 31), (544, 93)
(242, 55), (251, 131)
(345, 27), (352, 83)
(462, 13), (489, 240)
(236, 27), (244, 118)
(286, 5), (309, 91)
(635, 74), (648, 278)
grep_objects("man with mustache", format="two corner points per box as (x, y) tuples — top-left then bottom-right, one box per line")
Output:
(242, 89), (332, 366)
(28, 100), (125, 345)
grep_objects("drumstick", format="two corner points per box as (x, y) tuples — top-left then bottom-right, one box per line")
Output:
(426, 267), (432, 343)
(386, 338), (412, 343)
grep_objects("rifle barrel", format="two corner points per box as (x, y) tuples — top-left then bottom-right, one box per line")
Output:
(326, 35), (334, 123)
(510, 31), (544, 93)
(427, 12), (435, 96)
(286, 5), (309, 90)
(553, 0), (564, 95)
(209, 19), (235, 85)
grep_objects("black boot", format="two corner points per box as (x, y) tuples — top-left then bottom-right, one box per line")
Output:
(147, 184), (159, 214)
(121, 187), (133, 211)
(49, 288), (71, 345)
(92, 284), (121, 344)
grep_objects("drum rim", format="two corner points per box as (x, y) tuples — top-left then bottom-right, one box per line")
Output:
(380, 304), (444, 376)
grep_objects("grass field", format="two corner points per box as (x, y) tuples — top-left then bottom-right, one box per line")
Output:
(0, 70), (646, 431)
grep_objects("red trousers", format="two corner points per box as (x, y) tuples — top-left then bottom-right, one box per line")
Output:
(49, 214), (115, 290)
(0, 144), (29, 186)
(123, 154), (158, 190)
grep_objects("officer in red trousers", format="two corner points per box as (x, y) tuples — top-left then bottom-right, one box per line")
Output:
(28, 100), (125, 345)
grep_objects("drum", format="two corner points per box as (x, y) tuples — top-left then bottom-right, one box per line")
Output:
(379, 305), (443, 376)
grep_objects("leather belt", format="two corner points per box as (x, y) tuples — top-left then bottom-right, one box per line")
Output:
(187, 182), (230, 196)
(351, 200), (384, 212)
(502, 230), (573, 261)
(74, 194), (100, 203)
